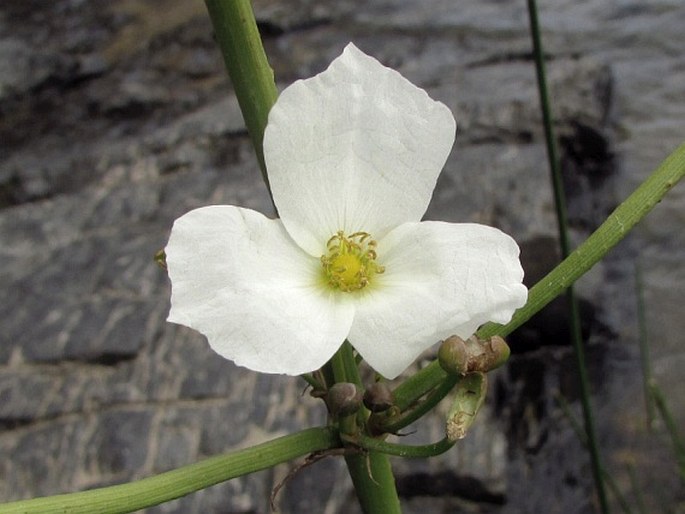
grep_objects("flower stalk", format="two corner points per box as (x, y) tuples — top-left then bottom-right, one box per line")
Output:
(344, 451), (402, 514)
(204, 0), (278, 187)
(328, 342), (403, 513)
(373, 374), (459, 435)
(393, 140), (685, 409)
(0, 427), (340, 514)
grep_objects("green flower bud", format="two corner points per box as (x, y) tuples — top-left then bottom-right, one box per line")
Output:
(486, 335), (510, 370)
(438, 335), (469, 375)
(363, 382), (394, 412)
(327, 382), (362, 417)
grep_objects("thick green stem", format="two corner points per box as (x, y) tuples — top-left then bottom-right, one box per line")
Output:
(204, 0), (278, 189)
(484, 140), (685, 339)
(328, 344), (402, 513)
(199, 6), (405, 506)
(0, 427), (340, 514)
(344, 452), (402, 514)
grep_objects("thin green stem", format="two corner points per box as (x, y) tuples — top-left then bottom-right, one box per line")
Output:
(566, 289), (608, 511)
(0, 427), (340, 514)
(527, 0), (568, 256)
(526, 0), (608, 510)
(380, 374), (459, 434)
(650, 381), (685, 480)
(635, 260), (655, 428)
(341, 341), (363, 387)
(398, 141), (685, 418)
(392, 360), (449, 412)
(343, 434), (455, 459)
(330, 344), (351, 384)
(300, 372), (323, 391)
(627, 464), (648, 514)
(556, 394), (636, 514)
(204, 0), (278, 190)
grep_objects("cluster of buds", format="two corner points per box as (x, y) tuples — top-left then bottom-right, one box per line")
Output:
(326, 381), (395, 419)
(326, 335), (511, 442)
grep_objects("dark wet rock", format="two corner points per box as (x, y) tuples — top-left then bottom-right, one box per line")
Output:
(252, 0), (349, 33)
(507, 235), (614, 352)
(561, 122), (618, 230)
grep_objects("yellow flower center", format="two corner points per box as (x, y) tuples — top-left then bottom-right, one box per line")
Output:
(321, 231), (385, 292)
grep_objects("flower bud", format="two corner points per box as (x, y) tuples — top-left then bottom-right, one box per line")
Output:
(327, 383), (362, 417)
(446, 372), (487, 442)
(363, 382), (394, 412)
(438, 335), (469, 375)
(466, 335), (511, 373)
(486, 335), (510, 370)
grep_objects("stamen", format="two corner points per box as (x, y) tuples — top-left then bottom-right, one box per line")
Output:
(321, 231), (384, 292)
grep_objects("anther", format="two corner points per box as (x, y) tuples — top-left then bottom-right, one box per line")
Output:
(320, 231), (384, 292)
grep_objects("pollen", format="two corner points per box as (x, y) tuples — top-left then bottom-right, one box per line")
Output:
(321, 231), (385, 292)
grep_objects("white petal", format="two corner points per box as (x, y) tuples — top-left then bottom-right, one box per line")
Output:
(264, 43), (456, 256)
(165, 205), (355, 375)
(348, 221), (527, 378)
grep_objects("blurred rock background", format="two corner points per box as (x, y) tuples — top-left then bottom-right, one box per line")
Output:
(1, 0), (684, 512)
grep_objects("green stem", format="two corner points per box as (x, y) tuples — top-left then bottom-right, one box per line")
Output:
(627, 465), (648, 514)
(483, 140), (685, 340)
(635, 260), (655, 428)
(650, 381), (685, 479)
(0, 427), (340, 514)
(300, 372), (323, 391)
(344, 452), (402, 514)
(343, 434), (455, 459)
(380, 374), (459, 434)
(204, 0), (278, 189)
(566, 288), (608, 512)
(392, 360), (449, 412)
(329, 343), (351, 384)
(526, 0), (608, 510)
(328, 344), (402, 513)
(330, 341), (362, 388)
(527, 0), (568, 256)
(197, 6), (406, 503)
(556, 394), (637, 514)
(395, 141), (685, 411)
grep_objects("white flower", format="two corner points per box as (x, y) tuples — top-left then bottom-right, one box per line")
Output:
(165, 43), (527, 379)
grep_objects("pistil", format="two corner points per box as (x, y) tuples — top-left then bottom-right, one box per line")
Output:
(321, 231), (384, 292)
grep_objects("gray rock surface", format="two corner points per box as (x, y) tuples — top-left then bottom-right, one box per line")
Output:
(1, 0), (684, 512)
